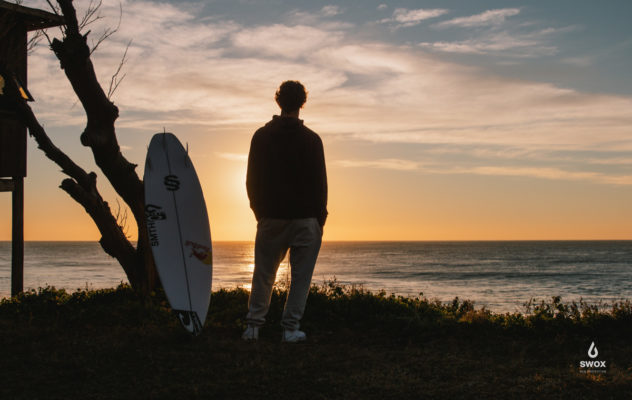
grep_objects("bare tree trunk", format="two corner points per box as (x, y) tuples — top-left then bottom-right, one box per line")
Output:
(8, 0), (159, 294)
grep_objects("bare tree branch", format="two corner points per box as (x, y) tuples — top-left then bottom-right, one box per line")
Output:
(3, 85), (90, 189)
(107, 39), (131, 99)
(114, 198), (131, 239)
(89, 1), (122, 55)
(44, 0), (65, 37)
(45, 0), (60, 15)
(79, 0), (103, 31)
(41, 29), (53, 48)
(27, 30), (45, 54)
(3, 75), (138, 280)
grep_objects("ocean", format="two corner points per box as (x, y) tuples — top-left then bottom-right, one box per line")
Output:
(1, 241), (631, 313)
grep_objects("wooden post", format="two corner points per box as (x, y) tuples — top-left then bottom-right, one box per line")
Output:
(11, 176), (24, 296)
(1, 1), (64, 296)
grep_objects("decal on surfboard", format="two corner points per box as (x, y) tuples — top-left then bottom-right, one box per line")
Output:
(145, 204), (167, 247)
(164, 175), (180, 191)
(145, 204), (167, 220)
(185, 240), (213, 265)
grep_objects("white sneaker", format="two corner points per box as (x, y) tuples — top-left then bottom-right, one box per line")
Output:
(282, 329), (306, 343)
(242, 325), (259, 341)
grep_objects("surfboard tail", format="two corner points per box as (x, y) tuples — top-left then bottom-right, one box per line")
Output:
(174, 310), (203, 336)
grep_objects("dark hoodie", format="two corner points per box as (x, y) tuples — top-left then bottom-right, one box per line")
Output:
(246, 116), (328, 227)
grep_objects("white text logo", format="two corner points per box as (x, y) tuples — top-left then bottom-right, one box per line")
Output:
(587, 341), (598, 358)
(579, 341), (606, 373)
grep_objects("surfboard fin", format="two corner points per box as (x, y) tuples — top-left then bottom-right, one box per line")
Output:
(175, 310), (202, 335)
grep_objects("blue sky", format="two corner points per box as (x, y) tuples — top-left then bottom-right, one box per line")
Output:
(185, 0), (632, 94)
(2, 0), (631, 240)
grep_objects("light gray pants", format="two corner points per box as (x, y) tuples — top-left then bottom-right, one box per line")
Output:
(246, 217), (322, 330)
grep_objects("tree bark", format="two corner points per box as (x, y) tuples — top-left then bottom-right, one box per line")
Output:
(8, 75), (155, 294)
(8, 0), (159, 294)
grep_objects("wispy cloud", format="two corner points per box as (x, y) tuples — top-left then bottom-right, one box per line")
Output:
(380, 8), (449, 28)
(435, 8), (521, 28)
(216, 152), (248, 162)
(25, 0), (632, 188)
(420, 29), (559, 57)
(586, 157), (632, 166)
(422, 8), (577, 58)
(460, 166), (632, 186)
(321, 5), (343, 17)
(231, 24), (344, 59)
(283, 7), (352, 29)
(335, 158), (420, 171)
(334, 149), (632, 185)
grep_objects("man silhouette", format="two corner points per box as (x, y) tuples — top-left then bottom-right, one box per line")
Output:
(242, 80), (328, 342)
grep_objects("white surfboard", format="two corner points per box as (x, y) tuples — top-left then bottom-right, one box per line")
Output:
(144, 132), (212, 335)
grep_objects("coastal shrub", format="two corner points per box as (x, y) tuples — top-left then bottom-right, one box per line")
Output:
(0, 286), (71, 318)
(0, 283), (175, 330)
(2, 282), (631, 337)
(1, 284), (630, 400)
(611, 300), (632, 320)
(207, 287), (250, 328)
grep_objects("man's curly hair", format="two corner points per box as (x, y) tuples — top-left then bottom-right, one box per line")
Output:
(275, 81), (307, 113)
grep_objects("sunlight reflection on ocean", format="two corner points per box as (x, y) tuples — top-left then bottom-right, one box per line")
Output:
(1, 241), (631, 313)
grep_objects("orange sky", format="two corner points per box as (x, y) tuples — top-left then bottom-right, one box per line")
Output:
(2, 129), (630, 241)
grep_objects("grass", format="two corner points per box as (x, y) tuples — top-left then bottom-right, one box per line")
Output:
(1, 281), (631, 399)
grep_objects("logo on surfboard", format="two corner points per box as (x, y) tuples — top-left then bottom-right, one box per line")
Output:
(164, 175), (180, 191)
(185, 240), (212, 265)
(145, 204), (166, 220)
(145, 204), (166, 246)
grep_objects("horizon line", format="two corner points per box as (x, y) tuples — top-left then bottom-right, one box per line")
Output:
(2, 239), (631, 243)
